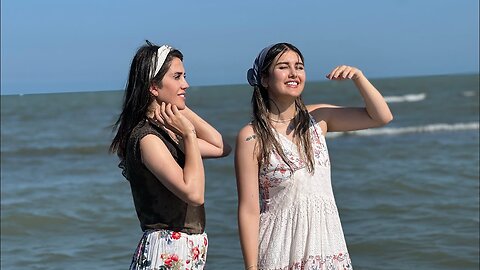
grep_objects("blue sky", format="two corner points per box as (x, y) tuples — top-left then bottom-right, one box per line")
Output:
(1, 0), (478, 95)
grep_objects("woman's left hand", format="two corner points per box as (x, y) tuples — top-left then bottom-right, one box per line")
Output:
(326, 65), (363, 81)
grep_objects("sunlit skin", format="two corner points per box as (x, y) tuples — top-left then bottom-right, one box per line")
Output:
(262, 50), (306, 103)
(147, 56), (231, 159)
(152, 57), (189, 110)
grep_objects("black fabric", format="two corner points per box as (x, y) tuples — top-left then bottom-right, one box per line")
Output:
(123, 119), (205, 234)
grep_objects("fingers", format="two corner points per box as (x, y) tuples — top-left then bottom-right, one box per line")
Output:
(160, 102), (169, 123)
(159, 102), (174, 128)
(326, 65), (360, 80)
(171, 104), (180, 115)
(161, 102), (179, 117)
(326, 66), (341, 80)
(158, 102), (185, 132)
(153, 106), (165, 126)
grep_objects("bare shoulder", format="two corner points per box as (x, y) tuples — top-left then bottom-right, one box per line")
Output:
(236, 124), (257, 144)
(139, 133), (180, 168)
(235, 124), (258, 166)
(140, 133), (164, 144)
(306, 104), (340, 134)
(139, 134), (170, 155)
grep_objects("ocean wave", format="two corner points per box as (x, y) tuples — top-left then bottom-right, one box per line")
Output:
(1, 144), (110, 157)
(328, 122), (479, 137)
(462, 91), (477, 97)
(384, 93), (426, 103)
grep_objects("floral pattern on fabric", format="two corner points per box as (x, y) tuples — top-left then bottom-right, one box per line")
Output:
(130, 229), (208, 270)
(276, 252), (353, 270)
(257, 115), (353, 269)
(259, 116), (330, 212)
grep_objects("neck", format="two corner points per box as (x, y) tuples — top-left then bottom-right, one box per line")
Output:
(146, 100), (158, 119)
(268, 99), (297, 121)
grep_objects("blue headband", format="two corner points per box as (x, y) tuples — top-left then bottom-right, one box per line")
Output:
(247, 44), (275, 86)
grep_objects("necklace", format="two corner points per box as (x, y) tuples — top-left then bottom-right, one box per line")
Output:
(161, 126), (182, 145)
(146, 118), (182, 145)
(270, 115), (295, 123)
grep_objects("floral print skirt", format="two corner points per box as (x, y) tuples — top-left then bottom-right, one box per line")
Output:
(129, 229), (208, 270)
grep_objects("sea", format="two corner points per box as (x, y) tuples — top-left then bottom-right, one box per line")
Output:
(1, 74), (479, 270)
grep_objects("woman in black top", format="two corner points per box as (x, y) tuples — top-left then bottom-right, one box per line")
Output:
(110, 40), (231, 270)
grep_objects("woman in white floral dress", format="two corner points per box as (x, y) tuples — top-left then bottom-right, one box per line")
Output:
(235, 43), (393, 270)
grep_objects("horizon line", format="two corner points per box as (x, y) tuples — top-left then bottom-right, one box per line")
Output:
(1, 72), (478, 97)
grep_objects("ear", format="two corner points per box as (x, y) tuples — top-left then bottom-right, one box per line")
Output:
(260, 76), (268, 88)
(149, 84), (160, 97)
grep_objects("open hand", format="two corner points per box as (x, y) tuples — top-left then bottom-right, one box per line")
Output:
(326, 65), (363, 81)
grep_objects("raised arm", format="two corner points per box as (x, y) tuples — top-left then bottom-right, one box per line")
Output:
(181, 106), (232, 158)
(142, 103), (205, 206)
(310, 66), (393, 133)
(235, 125), (260, 269)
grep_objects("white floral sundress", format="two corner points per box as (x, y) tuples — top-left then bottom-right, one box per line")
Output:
(258, 116), (353, 270)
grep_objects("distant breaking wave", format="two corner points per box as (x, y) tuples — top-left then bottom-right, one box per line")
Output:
(2, 144), (109, 157)
(384, 93), (426, 103)
(328, 122), (479, 138)
(462, 91), (477, 97)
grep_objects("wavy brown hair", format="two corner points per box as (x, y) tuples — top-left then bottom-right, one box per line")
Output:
(251, 43), (314, 173)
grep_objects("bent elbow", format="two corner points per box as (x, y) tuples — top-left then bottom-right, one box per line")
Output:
(376, 113), (394, 126)
(203, 143), (232, 159)
(385, 113), (394, 124)
(186, 193), (205, 207)
(222, 143), (233, 157)
(213, 143), (232, 158)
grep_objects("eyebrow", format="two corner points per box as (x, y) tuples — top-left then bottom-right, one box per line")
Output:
(275, 61), (304, 66)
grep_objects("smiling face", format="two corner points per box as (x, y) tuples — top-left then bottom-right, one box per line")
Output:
(263, 49), (306, 100)
(151, 57), (189, 109)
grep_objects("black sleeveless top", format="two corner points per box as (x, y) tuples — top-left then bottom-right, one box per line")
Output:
(123, 119), (205, 234)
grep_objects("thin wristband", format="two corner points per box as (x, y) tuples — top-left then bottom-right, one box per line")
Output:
(181, 129), (196, 138)
(245, 265), (257, 270)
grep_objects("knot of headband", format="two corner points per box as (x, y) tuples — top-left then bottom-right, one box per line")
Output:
(246, 44), (275, 87)
(151, 45), (173, 79)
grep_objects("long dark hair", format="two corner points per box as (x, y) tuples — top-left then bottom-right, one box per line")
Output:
(251, 42), (314, 172)
(109, 40), (183, 160)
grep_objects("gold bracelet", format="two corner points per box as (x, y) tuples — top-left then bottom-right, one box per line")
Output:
(245, 265), (257, 270)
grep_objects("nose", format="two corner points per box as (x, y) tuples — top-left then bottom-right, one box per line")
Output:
(182, 77), (189, 89)
(289, 67), (297, 78)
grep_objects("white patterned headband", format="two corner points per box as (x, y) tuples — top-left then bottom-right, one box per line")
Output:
(151, 45), (173, 79)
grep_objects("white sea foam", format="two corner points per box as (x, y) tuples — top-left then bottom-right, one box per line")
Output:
(462, 91), (477, 97)
(384, 93), (426, 103)
(327, 122), (479, 138)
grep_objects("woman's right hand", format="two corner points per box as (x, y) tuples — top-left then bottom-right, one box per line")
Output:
(154, 102), (195, 138)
